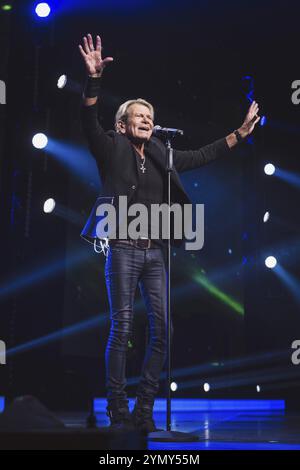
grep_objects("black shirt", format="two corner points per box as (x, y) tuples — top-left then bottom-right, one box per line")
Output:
(128, 146), (165, 246)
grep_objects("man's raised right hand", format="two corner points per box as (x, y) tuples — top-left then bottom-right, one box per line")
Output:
(78, 34), (113, 77)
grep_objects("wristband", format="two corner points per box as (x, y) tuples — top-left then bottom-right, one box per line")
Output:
(234, 129), (243, 143)
(83, 75), (101, 98)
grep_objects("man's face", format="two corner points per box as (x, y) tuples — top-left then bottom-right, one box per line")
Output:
(120, 103), (154, 142)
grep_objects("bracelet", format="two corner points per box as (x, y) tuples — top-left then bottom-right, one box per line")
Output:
(83, 75), (101, 98)
(234, 129), (243, 143)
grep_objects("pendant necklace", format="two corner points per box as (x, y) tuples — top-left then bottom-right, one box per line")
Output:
(140, 155), (146, 173)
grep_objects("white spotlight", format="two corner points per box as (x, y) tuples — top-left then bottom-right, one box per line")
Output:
(203, 383), (210, 392)
(263, 211), (270, 223)
(32, 133), (48, 149)
(256, 385), (261, 393)
(170, 382), (178, 392)
(43, 198), (56, 214)
(57, 74), (67, 89)
(265, 256), (277, 269)
(264, 163), (275, 176)
(35, 3), (51, 18)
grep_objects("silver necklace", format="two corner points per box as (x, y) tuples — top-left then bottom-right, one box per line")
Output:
(140, 155), (146, 173)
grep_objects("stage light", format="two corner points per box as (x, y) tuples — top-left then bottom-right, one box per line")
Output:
(203, 383), (210, 392)
(256, 385), (261, 393)
(32, 133), (48, 149)
(43, 198), (56, 214)
(57, 74), (67, 89)
(265, 256), (277, 269)
(260, 116), (267, 127)
(263, 211), (270, 223)
(276, 265), (300, 304)
(275, 169), (300, 189)
(55, 76), (81, 94)
(194, 272), (244, 316)
(170, 382), (178, 392)
(2, 4), (13, 11)
(264, 163), (275, 175)
(35, 2), (51, 18)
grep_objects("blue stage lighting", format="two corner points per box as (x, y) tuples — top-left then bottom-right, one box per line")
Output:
(7, 312), (107, 358)
(32, 133), (48, 149)
(0, 249), (88, 301)
(264, 163), (275, 176)
(242, 75), (254, 103)
(35, 2), (51, 18)
(275, 265), (300, 303)
(45, 140), (100, 187)
(260, 115), (267, 126)
(94, 398), (285, 413)
(275, 169), (300, 189)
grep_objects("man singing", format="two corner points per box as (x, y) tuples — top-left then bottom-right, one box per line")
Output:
(79, 34), (260, 433)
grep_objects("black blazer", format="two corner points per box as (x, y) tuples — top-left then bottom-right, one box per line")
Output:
(80, 103), (230, 246)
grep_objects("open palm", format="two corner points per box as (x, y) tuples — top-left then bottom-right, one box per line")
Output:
(78, 34), (113, 76)
(242, 100), (260, 135)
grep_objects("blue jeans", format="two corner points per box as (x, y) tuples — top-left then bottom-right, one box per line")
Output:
(104, 242), (168, 406)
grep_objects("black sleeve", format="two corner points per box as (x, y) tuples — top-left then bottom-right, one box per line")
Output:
(80, 103), (114, 168)
(173, 137), (230, 173)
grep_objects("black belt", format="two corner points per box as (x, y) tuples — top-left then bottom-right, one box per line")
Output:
(108, 239), (160, 249)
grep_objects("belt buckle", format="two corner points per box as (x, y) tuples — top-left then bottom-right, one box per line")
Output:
(138, 238), (151, 249)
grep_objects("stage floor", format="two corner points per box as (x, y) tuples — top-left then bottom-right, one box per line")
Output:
(58, 407), (300, 450)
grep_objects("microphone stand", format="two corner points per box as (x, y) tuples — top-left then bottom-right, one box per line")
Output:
(148, 134), (199, 442)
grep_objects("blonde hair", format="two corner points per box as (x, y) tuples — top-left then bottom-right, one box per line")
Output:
(115, 98), (154, 131)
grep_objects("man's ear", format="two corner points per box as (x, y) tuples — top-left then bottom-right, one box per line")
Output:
(116, 120), (126, 134)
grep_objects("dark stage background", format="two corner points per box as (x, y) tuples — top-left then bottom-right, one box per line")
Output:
(0, 0), (299, 411)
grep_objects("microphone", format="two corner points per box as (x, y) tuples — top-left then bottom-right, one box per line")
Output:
(152, 125), (184, 137)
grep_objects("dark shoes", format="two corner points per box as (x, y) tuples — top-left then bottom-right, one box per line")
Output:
(106, 400), (135, 431)
(131, 399), (161, 433)
(106, 398), (162, 433)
